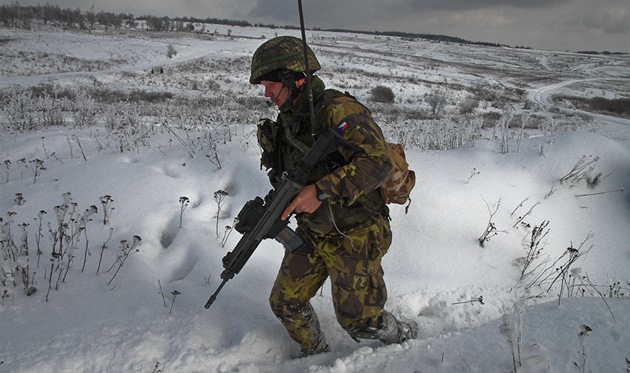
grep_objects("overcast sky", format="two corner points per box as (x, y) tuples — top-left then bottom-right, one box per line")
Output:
(8, 0), (629, 52)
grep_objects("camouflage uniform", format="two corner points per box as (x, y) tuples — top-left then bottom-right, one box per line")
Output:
(252, 36), (415, 355)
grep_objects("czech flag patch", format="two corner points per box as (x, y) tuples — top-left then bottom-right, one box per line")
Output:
(337, 121), (349, 133)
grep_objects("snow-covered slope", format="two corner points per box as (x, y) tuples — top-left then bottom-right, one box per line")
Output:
(1, 25), (629, 373)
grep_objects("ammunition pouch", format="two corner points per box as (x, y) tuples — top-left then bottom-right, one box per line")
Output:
(257, 118), (280, 170)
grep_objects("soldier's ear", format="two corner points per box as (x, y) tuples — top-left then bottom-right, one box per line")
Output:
(295, 78), (306, 88)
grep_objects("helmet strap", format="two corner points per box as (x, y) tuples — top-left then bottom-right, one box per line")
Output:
(278, 70), (304, 112)
(279, 70), (296, 88)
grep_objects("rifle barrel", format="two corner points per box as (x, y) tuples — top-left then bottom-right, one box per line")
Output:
(204, 275), (231, 309)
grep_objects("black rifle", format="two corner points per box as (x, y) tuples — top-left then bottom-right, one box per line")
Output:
(204, 129), (345, 309)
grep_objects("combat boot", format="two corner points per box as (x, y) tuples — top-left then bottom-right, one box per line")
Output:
(298, 336), (330, 357)
(376, 311), (418, 344)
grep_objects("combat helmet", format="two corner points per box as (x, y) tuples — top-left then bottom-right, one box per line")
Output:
(250, 36), (321, 84)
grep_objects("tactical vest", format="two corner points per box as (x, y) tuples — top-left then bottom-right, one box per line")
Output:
(272, 88), (389, 235)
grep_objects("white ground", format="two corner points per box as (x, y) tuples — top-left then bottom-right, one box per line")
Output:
(1, 25), (629, 373)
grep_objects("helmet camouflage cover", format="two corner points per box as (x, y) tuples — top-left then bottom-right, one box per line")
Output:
(250, 36), (321, 84)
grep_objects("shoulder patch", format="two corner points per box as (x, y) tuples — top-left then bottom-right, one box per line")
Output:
(337, 121), (349, 133)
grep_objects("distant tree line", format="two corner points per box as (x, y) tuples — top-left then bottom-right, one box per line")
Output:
(0, 3), (252, 31)
(586, 97), (630, 116)
(576, 50), (625, 56)
(0, 3), (133, 30)
(137, 15), (251, 32)
(555, 95), (630, 117)
(321, 28), (508, 48)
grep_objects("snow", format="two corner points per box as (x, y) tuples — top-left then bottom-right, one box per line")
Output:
(1, 25), (629, 373)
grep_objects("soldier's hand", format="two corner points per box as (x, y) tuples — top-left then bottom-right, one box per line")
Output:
(281, 184), (322, 220)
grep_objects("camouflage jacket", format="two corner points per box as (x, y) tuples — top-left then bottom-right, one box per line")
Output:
(258, 76), (392, 235)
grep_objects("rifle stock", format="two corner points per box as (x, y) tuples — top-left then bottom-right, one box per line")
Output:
(204, 129), (345, 309)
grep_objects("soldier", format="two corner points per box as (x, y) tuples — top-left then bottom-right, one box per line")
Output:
(250, 36), (417, 356)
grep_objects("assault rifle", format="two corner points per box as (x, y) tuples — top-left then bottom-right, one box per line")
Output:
(204, 128), (346, 309)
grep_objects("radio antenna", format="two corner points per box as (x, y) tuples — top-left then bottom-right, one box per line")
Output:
(297, 0), (317, 141)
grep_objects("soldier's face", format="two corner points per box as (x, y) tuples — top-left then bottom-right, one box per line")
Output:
(261, 78), (306, 110)
(261, 80), (290, 108)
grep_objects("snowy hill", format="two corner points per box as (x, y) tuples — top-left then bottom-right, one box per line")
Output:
(1, 25), (629, 373)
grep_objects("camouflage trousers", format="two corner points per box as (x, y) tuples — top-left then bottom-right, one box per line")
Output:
(269, 214), (392, 351)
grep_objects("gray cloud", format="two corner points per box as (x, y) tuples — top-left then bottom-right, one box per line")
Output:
(8, 0), (629, 52)
(248, 0), (572, 23)
(400, 0), (572, 11)
(247, 0), (628, 51)
(565, 4), (630, 35)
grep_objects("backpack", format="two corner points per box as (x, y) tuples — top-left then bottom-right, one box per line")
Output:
(380, 142), (415, 206)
